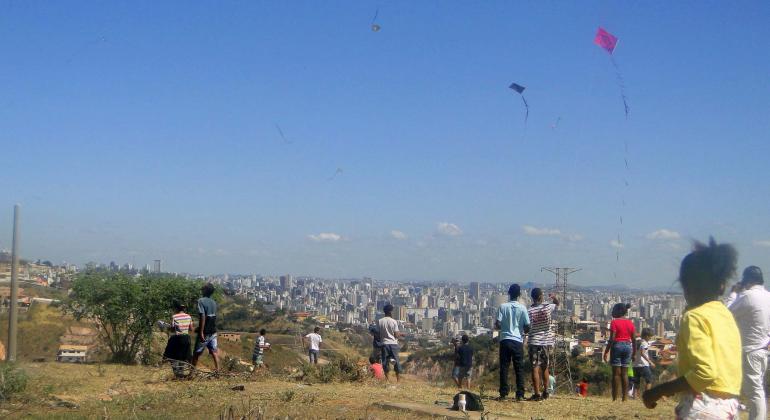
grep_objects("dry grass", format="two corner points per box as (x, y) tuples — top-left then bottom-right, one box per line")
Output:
(0, 362), (690, 419)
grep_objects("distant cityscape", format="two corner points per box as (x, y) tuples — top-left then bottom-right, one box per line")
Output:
(0, 250), (685, 364)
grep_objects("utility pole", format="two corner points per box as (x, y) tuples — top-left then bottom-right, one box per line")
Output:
(540, 267), (582, 307)
(539, 266), (581, 394)
(7, 205), (20, 362)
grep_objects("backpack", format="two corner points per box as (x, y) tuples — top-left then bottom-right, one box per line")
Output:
(452, 391), (484, 411)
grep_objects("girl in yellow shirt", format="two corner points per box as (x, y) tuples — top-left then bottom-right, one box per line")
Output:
(643, 237), (742, 419)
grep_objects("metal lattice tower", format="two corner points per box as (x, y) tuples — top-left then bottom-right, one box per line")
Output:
(540, 267), (582, 394)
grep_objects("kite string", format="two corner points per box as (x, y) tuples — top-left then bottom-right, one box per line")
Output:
(610, 56), (630, 120)
(521, 95), (529, 125)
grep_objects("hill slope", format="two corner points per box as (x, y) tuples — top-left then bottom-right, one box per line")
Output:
(1, 362), (683, 419)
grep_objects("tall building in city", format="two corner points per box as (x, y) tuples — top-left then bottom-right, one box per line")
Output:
(153, 259), (161, 273)
(280, 274), (293, 292)
(470, 282), (480, 300)
(396, 305), (408, 322)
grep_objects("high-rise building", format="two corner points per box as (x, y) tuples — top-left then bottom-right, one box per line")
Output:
(280, 274), (293, 292)
(396, 305), (408, 322)
(153, 259), (162, 273)
(470, 282), (480, 300)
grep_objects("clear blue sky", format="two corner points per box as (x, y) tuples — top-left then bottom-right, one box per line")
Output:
(1, 1), (769, 287)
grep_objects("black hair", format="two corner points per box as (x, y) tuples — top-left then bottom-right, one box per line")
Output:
(201, 282), (216, 297)
(369, 356), (377, 364)
(461, 334), (469, 344)
(172, 300), (186, 312)
(640, 327), (653, 339)
(383, 303), (394, 315)
(742, 266), (764, 286)
(531, 287), (543, 302)
(679, 237), (737, 305)
(508, 284), (521, 300)
(259, 328), (266, 335)
(314, 326), (320, 333)
(611, 303), (631, 318)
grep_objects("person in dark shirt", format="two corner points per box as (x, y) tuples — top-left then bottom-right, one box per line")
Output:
(191, 283), (220, 371)
(452, 334), (473, 389)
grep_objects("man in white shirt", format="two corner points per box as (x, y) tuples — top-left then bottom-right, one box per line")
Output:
(726, 266), (770, 420)
(378, 304), (403, 382)
(304, 327), (323, 365)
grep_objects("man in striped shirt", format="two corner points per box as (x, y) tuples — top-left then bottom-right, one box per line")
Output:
(526, 288), (559, 401)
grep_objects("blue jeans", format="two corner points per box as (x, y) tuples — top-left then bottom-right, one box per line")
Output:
(308, 349), (319, 364)
(381, 344), (401, 373)
(499, 339), (525, 398)
(610, 341), (632, 367)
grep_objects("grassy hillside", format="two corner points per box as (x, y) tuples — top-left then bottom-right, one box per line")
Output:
(1, 362), (686, 419)
(0, 303), (104, 362)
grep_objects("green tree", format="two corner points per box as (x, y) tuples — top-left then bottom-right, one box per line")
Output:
(67, 271), (206, 364)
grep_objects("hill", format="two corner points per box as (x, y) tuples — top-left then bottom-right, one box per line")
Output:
(1, 362), (682, 419)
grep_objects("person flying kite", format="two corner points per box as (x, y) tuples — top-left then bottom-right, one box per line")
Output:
(509, 82), (529, 125)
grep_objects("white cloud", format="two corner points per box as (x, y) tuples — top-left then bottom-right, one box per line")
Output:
(522, 225), (562, 236)
(213, 248), (229, 256)
(646, 229), (681, 241)
(436, 222), (463, 236)
(307, 232), (342, 242)
(564, 234), (584, 242)
(753, 240), (770, 248)
(610, 240), (624, 249)
(390, 230), (408, 240)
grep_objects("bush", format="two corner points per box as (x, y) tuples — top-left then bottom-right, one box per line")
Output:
(296, 358), (364, 383)
(0, 364), (28, 401)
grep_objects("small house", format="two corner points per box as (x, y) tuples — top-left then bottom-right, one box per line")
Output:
(57, 345), (88, 363)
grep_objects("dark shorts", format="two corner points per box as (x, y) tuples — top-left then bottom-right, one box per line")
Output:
(610, 341), (632, 367)
(528, 345), (551, 368)
(453, 365), (472, 379)
(381, 344), (401, 373)
(632, 366), (653, 384)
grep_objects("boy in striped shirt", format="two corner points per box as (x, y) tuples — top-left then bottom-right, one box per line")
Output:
(162, 302), (194, 378)
(527, 288), (559, 401)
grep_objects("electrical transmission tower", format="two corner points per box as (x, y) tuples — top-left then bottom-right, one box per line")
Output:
(540, 266), (582, 394)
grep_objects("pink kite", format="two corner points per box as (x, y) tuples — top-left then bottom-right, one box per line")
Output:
(594, 27), (618, 54)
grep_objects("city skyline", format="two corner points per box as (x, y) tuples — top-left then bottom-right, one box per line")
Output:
(1, 2), (769, 285)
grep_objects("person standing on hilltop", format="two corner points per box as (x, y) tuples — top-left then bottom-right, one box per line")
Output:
(643, 238), (742, 419)
(495, 284), (530, 402)
(526, 288), (559, 401)
(631, 328), (656, 399)
(252, 328), (270, 369)
(379, 304), (403, 382)
(453, 334), (473, 389)
(162, 301), (193, 378)
(725, 266), (770, 420)
(304, 326), (323, 365)
(191, 283), (220, 371)
(603, 302), (635, 402)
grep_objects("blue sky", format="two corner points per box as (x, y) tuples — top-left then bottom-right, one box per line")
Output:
(1, 1), (769, 287)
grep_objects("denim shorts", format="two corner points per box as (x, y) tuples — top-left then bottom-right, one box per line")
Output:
(610, 341), (632, 367)
(194, 333), (218, 354)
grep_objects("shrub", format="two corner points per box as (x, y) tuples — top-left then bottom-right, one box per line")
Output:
(0, 364), (28, 401)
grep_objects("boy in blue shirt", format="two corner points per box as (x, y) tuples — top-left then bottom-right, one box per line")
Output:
(495, 284), (530, 401)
